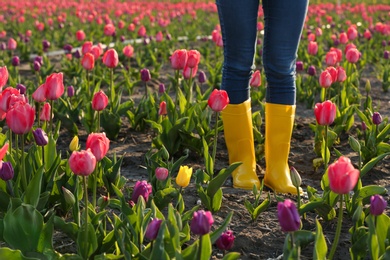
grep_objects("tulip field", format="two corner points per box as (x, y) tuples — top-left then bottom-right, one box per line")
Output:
(0, 0), (390, 259)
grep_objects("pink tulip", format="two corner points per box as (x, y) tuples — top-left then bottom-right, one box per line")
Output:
(40, 102), (52, 121)
(6, 101), (35, 135)
(92, 90), (109, 111)
(69, 149), (96, 176)
(86, 132), (110, 161)
(45, 72), (64, 100)
(123, 45), (134, 58)
(307, 41), (318, 55)
(76, 30), (86, 41)
(81, 41), (93, 55)
(104, 23), (116, 36)
(182, 64), (198, 79)
(32, 84), (47, 103)
(336, 67), (347, 82)
(328, 156), (360, 194)
(0, 142), (9, 161)
(325, 51), (338, 66)
(319, 70), (333, 88)
(347, 26), (358, 41)
(329, 47), (342, 63)
(170, 49), (187, 70)
(326, 66), (337, 83)
(0, 66), (8, 89)
(208, 89), (229, 112)
(81, 53), (95, 71)
(339, 32), (348, 44)
(346, 48), (360, 63)
(7, 38), (17, 50)
(137, 25), (146, 37)
(102, 49), (119, 68)
(249, 70), (261, 88)
(90, 46), (102, 60)
(186, 50), (201, 68)
(0, 87), (20, 112)
(155, 31), (163, 42)
(158, 101), (167, 116)
(314, 100), (337, 126)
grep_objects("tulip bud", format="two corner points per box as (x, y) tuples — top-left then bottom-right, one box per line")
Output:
(33, 128), (49, 146)
(290, 167), (302, 188)
(62, 186), (76, 205)
(16, 83), (26, 95)
(69, 136), (80, 151)
(11, 56), (20, 66)
(372, 112), (382, 125)
(67, 85), (75, 97)
(198, 70), (207, 84)
(140, 68), (151, 82)
(0, 161), (14, 181)
(145, 218), (163, 241)
(155, 167), (168, 181)
(190, 210), (214, 235)
(361, 122), (367, 131)
(348, 136), (361, 153)
(158, 101), (167, 116)
(97, 195), (109, 209)
(215, 230), (235, 250)
(365, 80), (371, 94)
(158, 83), (166, 94)
(370, 195), (387, 216)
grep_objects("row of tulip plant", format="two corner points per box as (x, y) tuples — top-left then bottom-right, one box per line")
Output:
(0, 0), (389, 259)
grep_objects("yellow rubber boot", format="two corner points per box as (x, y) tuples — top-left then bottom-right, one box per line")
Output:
(264, 103), (301, 194)
(222, 99), (260, 190)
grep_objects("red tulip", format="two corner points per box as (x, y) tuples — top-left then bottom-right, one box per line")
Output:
(363, 29), (372, 40)
(249, 70), (261, 88)
(186, 50), (201, 68)
(40, 102), (51, 121)
(307, 41), (318, 55)
(208, 89), (229, 112)
(76, 30), (86, 41)
(81, 41), (93, 55)
(90, 46), (102, 60)
(137, 25), (146, 37)
(45, 72), (64, 100)
(346, 48), (360, 63)
(319, 70), (333, 88)
(92, 90), (109, 111)
(86, 132), (110, 161)
(326, 66), (337, 83)
(158, 101), (167, 116)
(69, 149), (96, 176)
(32, 83), (47, 103)
(0, 66), (8, 89)
(0, 142), (9, 161)
(6, 101), (35, 134)
(102, 49), (119, 68)
(81, 53), (95, 71)
(170, 49), (187, 70)
(122, 45), (134, 58)
(339, 32), (348, 44)
(314, 100), (337, 126)
(327, 156), (360, 194)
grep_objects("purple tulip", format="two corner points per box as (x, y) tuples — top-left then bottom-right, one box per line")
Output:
(0, 161), (14, 181)
(34, 56), (43, 65)
(372, 112), (382, 125)
(381, 40), (387, 47)
(215, 230), (235, 250)
(307, 65), (316, 76)
(131, 180), (152, 203)
(140, 68), (151, 82)
(190, 210), (214, 235)
(277, 199), (301, 232)
(120, 35), (126, 42)
(74, 49), (81, 59)
(158, 83), (166, 94)
(42, 40), (50, 51)
(145, 218), (163, 241)
(198, 70), (207, 84)
(63, 44), (73, 53)
(384, 50), (390, 60)
(11, 56), (20, 66)
(33, 60), (41, 72)
(16, 83), (26, 95)
(32, 128), (49, 146)
(0, 42), (6, 51)
(67, 85), (75, 97)
(361, 121), (367, 131)
(370, 195), (387, 216)
(296, 61), (304, 72)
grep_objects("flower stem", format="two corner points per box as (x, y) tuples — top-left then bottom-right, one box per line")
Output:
(198, 235), (203, 260)
(324, 124), (329, 169)
(49, 99), (54, 135)
(211, 111), (219, 179)
(21, 134), (27, 190)
(92, 163), (98, 209)
(110, 68), (114, 106)
(97, 111), (101, 133)
(83, 175), (89, 249)
(328, 194), (344, 260)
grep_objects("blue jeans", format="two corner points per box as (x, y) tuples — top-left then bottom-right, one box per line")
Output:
(216, 0), (309, 105)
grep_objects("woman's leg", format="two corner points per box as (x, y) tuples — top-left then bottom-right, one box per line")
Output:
(262, 0), (308, 194)
(217, 0), (261, 189)
(216, 0), (259, 104)
(262, 0), (309, 105)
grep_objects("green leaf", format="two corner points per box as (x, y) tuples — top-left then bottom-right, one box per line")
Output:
(198, 234), (212, 260)
(361, 152), (390, 177)
(251, 194), (270, 221)
(375, 214), (390, 255)
(150, 222), (169, 260)
(77, 223), (98, 259)
(313, 219), (327, 259)
(153, 188), (178, 210)
(24, 166), (44, 208)
(37, 215), (54, 253)
(211, 188), (223, 212)
(0, 248), (38, 260)
(3, 204), (43, 253)
(222, 252), (241, 260)
(210, 212), (233, 244)
(207, 162), (240, 198)
(352, 185), (387, 206)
